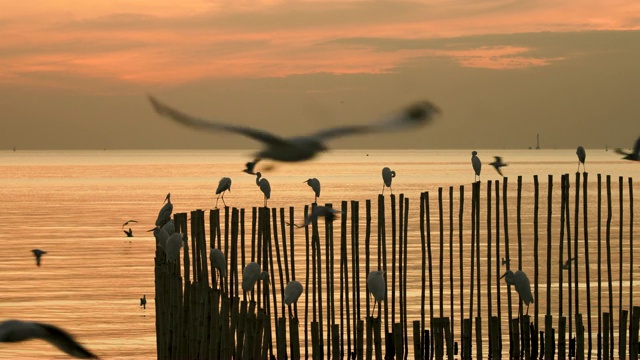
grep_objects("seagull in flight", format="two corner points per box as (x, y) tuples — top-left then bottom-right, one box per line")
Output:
(149, 96), (440, 173)
(289, 205), (340, 228)
(615, 136), (640, 161)
(489, 156), (507, 176)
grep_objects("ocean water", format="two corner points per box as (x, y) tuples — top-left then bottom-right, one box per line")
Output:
(0, 148), (638, 359)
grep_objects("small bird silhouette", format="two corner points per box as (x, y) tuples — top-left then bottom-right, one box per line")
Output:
(215, 177), (232, 208)
(490, 156), (507, 177)
(255, 172), (271, 207)
(155, 193), (173, 227)
(501, 270), (534, 315)
(284, 280), (303, 305)
(563, 257), (576, 270)
(123, 228), (133, 237)
(304, 178), (321, 203)
(381, 167), (396, 195)
(140, 295), (147, 309)
(471, 151), (482, 182)
(32, 249), (47, 267)
(576, 146), (586, 172)
(211, 248), (227, 287)
(501, 257), (510, 267)
(367, 270), (386, 317)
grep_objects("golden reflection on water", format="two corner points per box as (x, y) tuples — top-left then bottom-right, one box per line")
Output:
(0, 149), (639, 359)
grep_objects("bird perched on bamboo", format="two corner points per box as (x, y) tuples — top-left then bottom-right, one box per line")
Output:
(576, 146), (586, 172)
(155, 193), (173, 227)
(31, 249), (47, 267)
(161, 219), (175, 235)
(0, 319), (98, 358)
(615, 136), (640, 161)
(211, 248), (227, 286)
(148, 226), (169, 253)
(471, 151), (481, 182)
(304, 178), (321, 203)
(242, 262), (269, 300)
(500, 270), (534, 315)
(255, 172), (271, 207)
(367, 270), (386, 317)
(165, 232), (184, 263)
(381, 167), (396, 195)
(149, 96), (441, 174)
(490, 156), (507, 177)
(215, 177), (232, 208)
(284, 280), (303, 306)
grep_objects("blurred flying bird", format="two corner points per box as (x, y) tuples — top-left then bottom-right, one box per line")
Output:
(501, 270), (534, 315)
(255, 172), (271, 207)
(304, 178), (321, 203)
(381, 167), (396, 195)
(215, 177), (232, 208)
(471, 151), (481, 182)
(290, 205), (339, 228)
(155, 193), (173, 227)
(490, 156), (507, 177)
(32, 249), (46, 267)
(284, 280), (303, 305)
(615, 136), (640, 161)
(576, 146), (586, 172)
(367, 270), (386, 317)
(0, 319), (98, 359)
(149, 96), (440, 173)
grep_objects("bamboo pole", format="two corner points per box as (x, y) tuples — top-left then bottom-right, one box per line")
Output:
(606, 175), (614, 358)
(597, 173), (602, 359)
(458, 185), (465, 359)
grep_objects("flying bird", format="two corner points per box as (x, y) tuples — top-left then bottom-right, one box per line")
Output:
(284, 280), (303, 306)
(489, 156), (507, 177)
(140, 295), (147, 309)
(155, 193), (173, 227)
(290, 205), (339, 228)
(304, 178), (321, 203)
(32, 249), (46, 267)
(149, 96), (440, 173)
(215, 177), (232, 208)
(615, 136), (640, 161)
(367, 270), (386, 317)
(255, 172), (271, 207)
(381, 167), (396, 195)
(121, 220), (137, 229)
(576, 146), (586, 172)
(471, 151), (482, 182)
(501, 270), (534, 315)
(0, 319), (98, 359)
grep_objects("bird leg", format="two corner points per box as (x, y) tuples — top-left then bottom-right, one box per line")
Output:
(215, 194), (221, 208)
(381, 185), (385, 195)
(222, 193), (227, 207)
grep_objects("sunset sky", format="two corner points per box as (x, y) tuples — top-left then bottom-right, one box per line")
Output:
(1, 0), (639, 150)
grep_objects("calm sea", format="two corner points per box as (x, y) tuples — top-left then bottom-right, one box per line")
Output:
(0, 149), (638, 359)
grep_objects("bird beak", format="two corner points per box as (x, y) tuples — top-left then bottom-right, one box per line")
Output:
(147, 228), (156, 232)
(500, 272), (507, 279)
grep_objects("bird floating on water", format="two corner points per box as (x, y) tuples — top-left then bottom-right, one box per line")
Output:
(501, 270), (534, 315)
(149, 96), (440, 173)
(123, 228), (133, 237)
(615, 136), (640, 161)
(0, 319), (98, 359)
(215, 177), (232, 208)
(32, 249), (46, 267)
(140, 295), (147, 309)
(155, 193), (173, 227)
(490, 156), (507, 177)
(255, 172), (271, 207)
(471, 151), (482, 182)
(576, 146), (586, 173)
(367, 270), (386, 317)
(381, 167), (396, 195)
(304, 178), (321, 203)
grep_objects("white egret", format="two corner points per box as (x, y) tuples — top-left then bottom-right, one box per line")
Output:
(0, 319), (98, 358)
(155, 193), (173, 227)
(255, 172), (271, 207)
(284, 280), (303, 305)
(140, 295), (146, 309)
(149, 226), (170, 252)
(576, 146), (586, 172)
(149, 96), (441, 173)
(291, 206), (339, 228)
(500, 270), (534, 315)
(367, 270), (386, 316)
(304, 178), (321, 203)
(165, 232), (184, 263)
(471, 151), (482, 181)
(31, 249), (46, 267)
(489, 156), (507, 177)
(211, 248), (227, 283)
(381, 167), (396, 195)
(161, 219), (175, 236)
(215, 177), (232, 208)
(614, 136), (640, 161)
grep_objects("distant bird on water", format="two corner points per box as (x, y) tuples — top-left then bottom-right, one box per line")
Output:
(149, 96), (441, 174)
(140, 295), (146, 309)
(0, 319), (98, 358)
(123, 228), (133, 237)
(367, 270), (386, 317)
(284, 280), (303, 305)
(304, 178), (321, 203)
(155, 193), (173, 227)
(290, 205), (339, 228)
(255, 172), (271, 207)
(215, 177), (232, 208)
(490, 156), (507, 177)
(576, 146), (586, 172)
(32, 249), (46, 267)
(615, 136), (640, 161)
(471, 151), (482, 181)
(501, 270), (534, 315)
(381, 167), (396, 195)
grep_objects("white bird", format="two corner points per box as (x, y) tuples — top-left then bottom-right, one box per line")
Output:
(149, 226), (170, 252)
(367, 270), (386, 317)
(161, 219), (175, 236)
(471, 151), (482, 182)
(255, 172), (271, 207)
(576, 146), (586, 172)
(211, 248), (227, 282)
(381, 167), (396, 195)
(215, 177), (232, 208)
(615, 136), (640, 161)
(500, 270), (534, 315)
(242, 262), (261, 293)
(31, 249), (46, 267)
(149, 96), (440, 173)
(165, 232), (184, 263)
(304, 178), (321, 203)
(291, 206), (339, 228)
(284, 280), (303, 305)
(0, 319), (98, 358)
(155, 193), (173, 227)
(489, 156), (507, 177)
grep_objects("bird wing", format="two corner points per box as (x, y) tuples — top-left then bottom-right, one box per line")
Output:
(149, 96), (290, 147)
(634, 137), (640, 157)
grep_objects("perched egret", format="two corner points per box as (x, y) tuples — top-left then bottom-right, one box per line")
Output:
(149, 226), (169, 252)
(165, 233), (184, 263)
(367, 270), (386, 316)
(215, 177), (232, 208)
(500, 270), (534, 315)
(381, 167), (396, 195)
(155, 193), (173, 227)
(161, 219), (175, 236)
(149, 96), (441, 173)
(284, 280), (303, 305)
(242, 262), (261, 293)
(576, 146), (586, 172)
(255, 172), (271, 207)
(471, 151), (482, 182)
(490, 156), (507, 177)
(0, 319), (98, 358)
(31, 249), (46, 267)
(614, 136), (640, 161)
(211, 248), (227, 283)
(304, 178), (321, 203)
(291, 206), (339, 228)
(140, 295), (146, 309)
